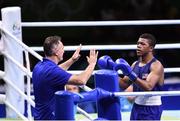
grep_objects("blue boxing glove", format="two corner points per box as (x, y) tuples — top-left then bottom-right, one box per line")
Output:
(98, 55), (115, 70)
(114, 58), (137, 82)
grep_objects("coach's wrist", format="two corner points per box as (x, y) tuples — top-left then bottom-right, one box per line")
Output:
(70, 57), (78, 62)
(90, 63), (96, 66)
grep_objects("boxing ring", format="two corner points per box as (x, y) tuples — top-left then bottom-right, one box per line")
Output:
(0, 7), (180, 121)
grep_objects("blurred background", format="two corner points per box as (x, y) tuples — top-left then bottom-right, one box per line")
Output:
(0, 0), (180, 117)
(1, 0), (180, 45)
(0, 0), (180, 78)
(0, 0), (180, 84)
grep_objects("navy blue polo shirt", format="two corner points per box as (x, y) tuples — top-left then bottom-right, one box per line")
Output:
(32, 58), (72, 120)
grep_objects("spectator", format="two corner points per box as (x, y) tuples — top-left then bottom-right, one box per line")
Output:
(66, 84), (97, 113)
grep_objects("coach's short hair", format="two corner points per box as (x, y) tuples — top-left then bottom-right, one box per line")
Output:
(43, 35), (61, 56)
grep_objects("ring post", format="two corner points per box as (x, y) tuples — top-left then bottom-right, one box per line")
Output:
(1, 7), (24, 118)
(55, 91), (75, 120)
(95, 70), (121, 120)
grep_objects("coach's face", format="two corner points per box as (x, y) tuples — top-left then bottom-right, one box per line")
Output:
(136, 38), (152, 57)
(54, 41), (64, 62)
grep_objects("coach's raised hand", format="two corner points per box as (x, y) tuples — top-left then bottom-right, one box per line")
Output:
(98, 55), (115, 70)
(115, 58), (137, 82)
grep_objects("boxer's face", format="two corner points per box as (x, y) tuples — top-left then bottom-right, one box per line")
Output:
(136, 38), (153, 57)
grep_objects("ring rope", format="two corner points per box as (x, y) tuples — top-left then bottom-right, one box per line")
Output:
(3, 77), (35, 107)
(113, 91), (180, 97)
(0, 94), (5, 104)
(0, 26), (42, 61)
(2, 52), (32, 77)
(30, 43), (180, 52)
(77, 106), (94, 121)
(21, 20), (180, 27)
(5, 101), (29, 121)
(0, 12), (179, 120)
(24, 51), (33, 120)
(0, 70), (5, 78)
(1, 18), (180, 120)
(68, 67), (180, 74)
(1, 22), (180, 74)
(79, 85), (93, 91)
